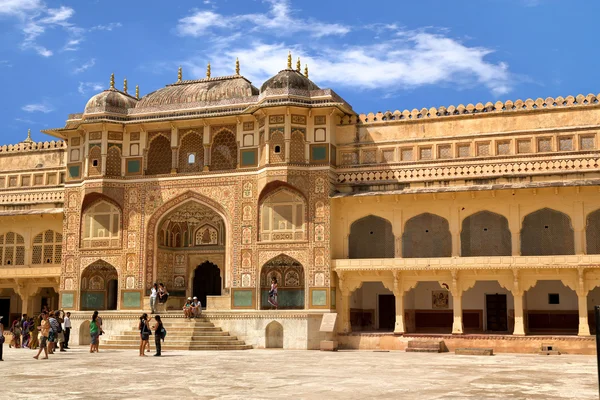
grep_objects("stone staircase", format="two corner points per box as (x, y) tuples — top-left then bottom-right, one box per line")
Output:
(100, 316), (252, 350)
(405, 340), (445, 353)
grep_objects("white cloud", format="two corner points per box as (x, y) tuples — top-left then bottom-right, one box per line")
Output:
(177, 0), (349, 38)
(0, 0), (42, 16)
(188, 31), (511, 97)
(0, 60), (12, 67)
(15, 117), (35, 124)
(78, 81), (104, 95)
(22, 103), (54, 113)
(73, 58), (95, 74)
(0, 1), (120, 56)
(90, 22), (122, 31)
(175, 1), (513, 97)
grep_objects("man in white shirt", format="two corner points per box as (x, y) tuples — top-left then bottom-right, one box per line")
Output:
(191, 297), (202, 318)
(150, 284), (158, 314)
(63, 312), (71, 349)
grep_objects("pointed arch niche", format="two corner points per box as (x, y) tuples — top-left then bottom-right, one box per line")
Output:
(260, 254), (305, 309)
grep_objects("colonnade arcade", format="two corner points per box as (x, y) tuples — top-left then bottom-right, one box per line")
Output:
(336, 267), (600, 336)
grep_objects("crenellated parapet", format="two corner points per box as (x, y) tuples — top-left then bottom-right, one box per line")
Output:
(339, 93), (600, 125)
(0, 140), (66, 154)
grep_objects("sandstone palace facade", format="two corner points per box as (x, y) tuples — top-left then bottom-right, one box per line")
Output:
(1, 56), (600, 352)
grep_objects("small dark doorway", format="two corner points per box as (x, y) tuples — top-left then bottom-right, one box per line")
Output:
(193, 261), (221, 307)
(378, 294), (396, 331)
(0, 298), (10, 325)
(486, 294), (508, 332)
(107, 279), (118, 310)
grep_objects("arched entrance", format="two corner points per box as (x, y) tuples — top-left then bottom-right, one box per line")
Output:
(192, 261), (222, 307)
(152, 197), (227, 306)
(80, 261), (119, 310)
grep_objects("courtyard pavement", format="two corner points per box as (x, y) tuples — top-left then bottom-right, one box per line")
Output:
(0, 346), (597, 399)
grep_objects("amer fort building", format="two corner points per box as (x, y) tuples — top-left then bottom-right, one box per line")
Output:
(2, 55), (600, 353)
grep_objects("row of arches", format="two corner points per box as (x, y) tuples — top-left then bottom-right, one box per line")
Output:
(0, 230), (62, 266)
(350, 279), (599, 335)
(350, 208), (600, 258)
(147, 129), (238, 175)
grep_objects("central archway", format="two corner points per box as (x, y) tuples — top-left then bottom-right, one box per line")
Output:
(192, 261), (222, 307)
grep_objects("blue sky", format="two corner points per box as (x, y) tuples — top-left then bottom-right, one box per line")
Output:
(0, 0), (598, 143)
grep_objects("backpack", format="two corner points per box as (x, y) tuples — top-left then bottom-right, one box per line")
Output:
(160, 327), (167, 340)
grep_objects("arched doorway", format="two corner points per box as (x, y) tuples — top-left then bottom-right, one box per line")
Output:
(80, 261), (119, 310)
(192, 261), (221, 308)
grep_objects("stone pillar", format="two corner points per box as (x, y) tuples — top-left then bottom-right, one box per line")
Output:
(451, 291), (463, 334)
(284, 139), (291, 162)
(512, 292), (526, 335)
(100, 128), (108, 175)
(171, 148), (178, 174)
(450, 208), (460, 257)
(15, 282), (33, 317)
(393, 273), (405, 334)
(451, 271), (463, 334)
(340, 291), (351, 333)
(577, 289), (591, 336)
(203, 145), (210, 171)
(575, 229), (585, 255)
(509, 205), (521, 256)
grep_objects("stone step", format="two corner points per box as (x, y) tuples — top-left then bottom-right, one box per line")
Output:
(106, 335), (240, 342)
(122, 327), (223, 333)
(100, 344), (252, 350)
(406, 340), (444, 353)
(101, 339), (247, 346)
(405, 348), (442, 353)
(455, 348), (494, 356)
(117, 331), (231, 337)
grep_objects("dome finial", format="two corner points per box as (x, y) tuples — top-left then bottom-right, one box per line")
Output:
(287, 51), (292, 69)
(123, 78), (128, 94)
(23, 128), (33, 144)
(178, 65), (182, 82)
(304, 64), (309, 78)
(296, 57), (301, 72)
(206, 62), (211, 78)
(235, 57), (240, 75)
(135, 85), (139, 99)
(110, 73), (115, 89)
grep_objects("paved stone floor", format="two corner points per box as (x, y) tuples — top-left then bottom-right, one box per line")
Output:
(0, 346), (597, 399)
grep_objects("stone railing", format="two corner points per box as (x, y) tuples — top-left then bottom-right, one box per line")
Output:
(339, 93), (600, 125)
(336, 155), (600, 185)
(332, 254), (600, 271)
(0, 190), (64, 204)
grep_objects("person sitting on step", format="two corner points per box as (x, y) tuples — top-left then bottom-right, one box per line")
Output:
(183, 298), (193, 318)
(191, 297), (202, 318)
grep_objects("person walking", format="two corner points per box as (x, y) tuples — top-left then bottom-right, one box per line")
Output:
(139, 313), (151, 357)
(150, 283), (158, 314)
(9, 320), (21, 349)
(153, 315), (164, 357)
(90, 311), (100, 353)
(33, 311), (49, 360)
(47, 311), (60, 354)
(268, 277), (279, 309)
(63, 312), (71, 349)
(21, 317), (31, 348)
(0, 316), (5, 361)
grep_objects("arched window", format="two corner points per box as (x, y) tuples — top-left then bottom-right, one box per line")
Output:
(178, 131), (203, 173)
(82, 201), (121, 248)
(402, 213), (451, 258)
(146, 134), (172, 175)
(0, 232), (25, 266)
(586, 209), (600, 254)
(32, 230), (63, 264)
(349, 215), (394, 258)
(461, 211), (511, 256)
(260, 189), (305, 241)
(521, 208), (574, 255)
(211, 130), (238, 171)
